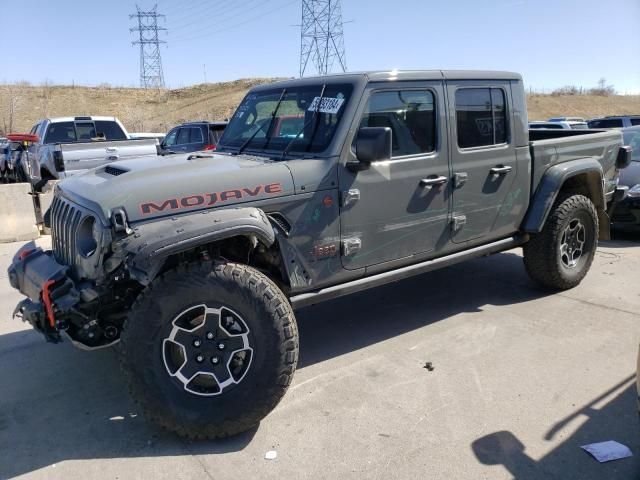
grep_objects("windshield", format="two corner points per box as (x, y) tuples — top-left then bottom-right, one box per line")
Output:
(623, 127), (640, 161)
(218, 83), (353, 155)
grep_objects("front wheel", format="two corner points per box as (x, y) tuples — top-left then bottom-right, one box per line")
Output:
(523, 194), (598, 290)
(119, 261), (298, 439)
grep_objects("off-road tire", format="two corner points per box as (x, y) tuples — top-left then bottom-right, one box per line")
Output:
(523, 194), (598, 290)
(119, 261), (298, 439)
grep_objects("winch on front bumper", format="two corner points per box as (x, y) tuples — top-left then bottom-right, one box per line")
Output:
(8, 243), (80, 342)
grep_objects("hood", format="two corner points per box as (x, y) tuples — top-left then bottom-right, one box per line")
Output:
(59, 152), (295, 223)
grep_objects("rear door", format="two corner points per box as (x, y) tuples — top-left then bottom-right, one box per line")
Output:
(175, 126), (204, 153)
(446, 82), (519, 243)
(339, 82), (451, 270)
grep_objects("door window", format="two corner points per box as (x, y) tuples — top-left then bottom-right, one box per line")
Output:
(360, 90), (436, 157)
(455, 88), (508, 148)
(164, 129), (178, 146)
(587, 118), (623, 128)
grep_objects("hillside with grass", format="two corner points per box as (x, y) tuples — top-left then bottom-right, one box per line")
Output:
(1, 80), (639, 134)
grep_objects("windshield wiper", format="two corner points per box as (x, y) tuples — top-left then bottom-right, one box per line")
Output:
(237, 88), (287, 155)
(280, 84), (327, 160)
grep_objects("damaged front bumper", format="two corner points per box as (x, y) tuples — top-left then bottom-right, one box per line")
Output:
(8, 242), (80, 343)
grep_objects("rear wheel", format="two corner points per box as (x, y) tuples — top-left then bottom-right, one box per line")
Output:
(523, 194), (598, 290)
(120, 261), (298, 439)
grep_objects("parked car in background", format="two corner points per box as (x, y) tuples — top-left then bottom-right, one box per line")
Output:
(611, 126), (640, 230)
(587, 116), (640, 129)
(548, 116), (586, 123)
(23, 116), (158, 189)
(129, 132), (166, 142)
(529, 120), (588, 130)
(158, 121), (228, 155)
(0, 140), (24, 182)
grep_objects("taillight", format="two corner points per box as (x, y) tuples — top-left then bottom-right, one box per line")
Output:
(203, 144), (216, 151)
(53, 150), (64, 171)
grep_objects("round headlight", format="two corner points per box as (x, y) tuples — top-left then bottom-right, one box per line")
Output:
(77, 215), (98, 257)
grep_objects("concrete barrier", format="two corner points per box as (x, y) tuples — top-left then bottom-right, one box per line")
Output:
(35, 181), (59, 234)
(0, 183), (39, 243)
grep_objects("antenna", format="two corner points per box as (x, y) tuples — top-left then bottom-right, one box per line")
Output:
(130, 4), (167, 89)
(299, 0), (347, 77)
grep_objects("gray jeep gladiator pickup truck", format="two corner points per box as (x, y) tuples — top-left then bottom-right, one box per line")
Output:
(7, 71), (631, 439)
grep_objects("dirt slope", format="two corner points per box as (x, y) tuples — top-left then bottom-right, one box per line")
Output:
(0, 80), (638, 134)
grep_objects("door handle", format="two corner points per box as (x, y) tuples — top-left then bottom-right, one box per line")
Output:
(420, 175), (448, 190)
(490, 165), (512, 175)
(105, 147), (118, 153)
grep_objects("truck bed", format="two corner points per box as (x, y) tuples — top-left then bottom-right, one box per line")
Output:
(529, 128), (622, 193)
(58, 138), (158, 177)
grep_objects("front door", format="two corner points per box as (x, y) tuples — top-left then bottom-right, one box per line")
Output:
(446, 82), (519, 243)
(339, 82), (451, 270)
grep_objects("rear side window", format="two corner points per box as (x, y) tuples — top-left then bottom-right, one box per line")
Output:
(177, 128), (190, 144)
(630, 118), (640, 126)
(360, 90), (436, 157)
(189, 127), (203, 143)
(94, 121), (127, 140)
(455, 88), (508, 148)
(44, 122), (77, 144)
(588, 118), (623, 128)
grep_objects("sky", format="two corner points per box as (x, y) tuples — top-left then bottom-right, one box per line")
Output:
(1, 0), (639, 93)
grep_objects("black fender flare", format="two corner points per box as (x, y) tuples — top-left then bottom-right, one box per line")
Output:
(117, 207), (275, 284)
(521, 158), (607, 236)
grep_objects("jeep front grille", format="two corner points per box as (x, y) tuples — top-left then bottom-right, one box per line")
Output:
(50, 195), (83, 266)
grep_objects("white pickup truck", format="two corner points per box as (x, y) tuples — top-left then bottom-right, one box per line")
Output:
(24, 116), (158, 189)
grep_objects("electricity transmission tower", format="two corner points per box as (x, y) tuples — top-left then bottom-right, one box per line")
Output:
(130, 4), (167, 89)
(299, 0), (347, 77)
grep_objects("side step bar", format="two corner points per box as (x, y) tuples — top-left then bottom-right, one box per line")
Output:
(289, 234), (529, 309)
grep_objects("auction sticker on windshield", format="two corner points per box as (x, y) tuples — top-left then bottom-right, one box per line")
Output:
(308, 97), (345, 114)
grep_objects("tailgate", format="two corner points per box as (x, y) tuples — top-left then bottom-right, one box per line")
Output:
(60, 139), (158, 174)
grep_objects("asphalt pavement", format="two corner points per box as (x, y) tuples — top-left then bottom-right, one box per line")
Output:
(0, 234), (639, 480)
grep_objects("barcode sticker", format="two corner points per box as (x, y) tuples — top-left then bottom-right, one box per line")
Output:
(308, 97), (345, 114)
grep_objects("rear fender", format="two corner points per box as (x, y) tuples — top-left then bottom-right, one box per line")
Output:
(116, 207), (275, 284)
(522, 158), (606, 235)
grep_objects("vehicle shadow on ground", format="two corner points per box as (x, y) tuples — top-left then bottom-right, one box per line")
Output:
(471, 376), (640, 480)
(0, 248), (618, 478)
(607, 229), (640, 246)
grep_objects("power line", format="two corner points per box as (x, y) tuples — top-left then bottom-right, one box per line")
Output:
(163, 0), (224, 28)
(130, 4), (167, 89)
(170, 0), (298, 43)
(299, 0), (347, 77)
(168, 0), (262, 34)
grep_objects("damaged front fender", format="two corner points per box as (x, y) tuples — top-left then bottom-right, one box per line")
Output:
(112, 207), (276, 284)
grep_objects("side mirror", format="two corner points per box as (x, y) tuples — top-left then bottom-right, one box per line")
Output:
(349, 127), (392, 171)
(617, 145), (632, 169)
